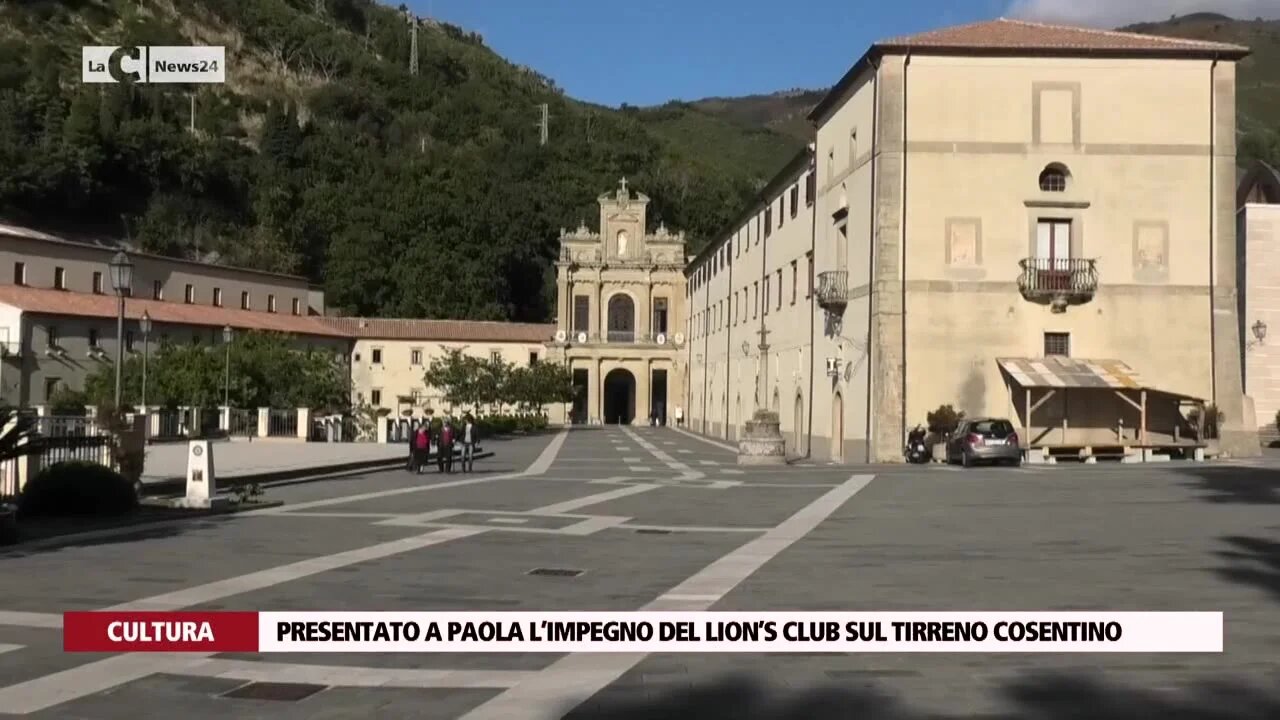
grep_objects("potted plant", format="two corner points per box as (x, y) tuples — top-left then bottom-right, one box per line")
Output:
(926, 405), (965, 462)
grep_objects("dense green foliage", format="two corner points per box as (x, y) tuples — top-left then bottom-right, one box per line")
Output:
(83, 330), (350, 411)
(1123, 14), (1280, 168)
(19, 460), (138, 517)
(0, 0), (803, 322)
(422, 348), (573, 413)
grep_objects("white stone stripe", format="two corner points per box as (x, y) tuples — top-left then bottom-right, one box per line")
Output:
(184, 659), (536, 689)
(532, 484), (658, 514)
(0, 432), (574, 714)
(456, 473), (876, 720)
(617, 524), (767, 534)
(108, 526), (487, 612)
(0, 644), (22, 656)
(0, 611), (61, 629)
(669, 425), (737, 452)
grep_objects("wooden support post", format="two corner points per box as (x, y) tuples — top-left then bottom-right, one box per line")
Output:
(1139, 390), (1147, 446)
(1024, 388), (1032, 448)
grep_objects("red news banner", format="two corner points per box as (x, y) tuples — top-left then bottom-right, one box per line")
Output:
(63, 611), (1224, 654)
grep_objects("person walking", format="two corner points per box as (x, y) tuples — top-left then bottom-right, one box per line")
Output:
(411, 425), (430, 474)
(461, 414), (478, 473)
(438, 418), (456, 473)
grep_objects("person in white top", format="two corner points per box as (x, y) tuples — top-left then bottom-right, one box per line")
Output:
(461, 415), (477, 473)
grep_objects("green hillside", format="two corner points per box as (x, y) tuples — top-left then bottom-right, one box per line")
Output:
(686, 89), (826, 144)
(0, 0), (805, 322)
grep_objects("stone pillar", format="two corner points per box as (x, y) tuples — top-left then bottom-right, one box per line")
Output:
(377, 416), (390, 444)
(257, 407), (270, 438)
(34, 405), (49, 417)
(868, 56), (908, 464)
(592, 359), (603, 424)
(596, 272), (605, 341)
(219, 406), (230, 432)
(556, 268), (568, 333)
(297, 408), (311, 440)
(636, 360), (652, 424)
(1210, 61), (1260, 457)
(639, 278), (652, 340)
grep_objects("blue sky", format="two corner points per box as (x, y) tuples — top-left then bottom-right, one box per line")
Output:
(405, 0), (1280, 107)
(408, 0), (1001, 106)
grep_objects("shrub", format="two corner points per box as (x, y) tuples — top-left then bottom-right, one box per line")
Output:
(926, 405), (964, 435)
(19, 461), (138, 518)
(48, 385), (89, 415)
(1189, 404), (1225, 439)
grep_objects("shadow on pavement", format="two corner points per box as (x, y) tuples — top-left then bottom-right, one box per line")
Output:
(1172, 465), (1280, 504)
(1213, 534), (1280, 604)
(0, 514), (235, 558)
(563, 672), (1280, 720)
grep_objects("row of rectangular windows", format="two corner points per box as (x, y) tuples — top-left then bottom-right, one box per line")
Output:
(359, 348), (540, 366)
(687, 171), (816, 295)
(689, 253), (814, 340)
(12, 262), (302, 315)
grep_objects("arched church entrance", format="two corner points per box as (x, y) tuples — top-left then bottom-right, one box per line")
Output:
(603, 368), (637, 425)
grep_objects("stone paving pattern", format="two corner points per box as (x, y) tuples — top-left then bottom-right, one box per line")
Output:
(1, 426), (1279, 718)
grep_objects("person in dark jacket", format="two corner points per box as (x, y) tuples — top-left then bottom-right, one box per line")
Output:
(437, 419), (456, 473)
(411, 425), (430, 474)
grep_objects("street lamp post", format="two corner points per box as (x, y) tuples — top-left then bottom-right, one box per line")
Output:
(223, 326), (233, 412)
(108, 251), (134, 410)
(139, 311), (151, 410)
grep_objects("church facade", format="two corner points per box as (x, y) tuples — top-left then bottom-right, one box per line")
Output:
(546, 180), (689, 425)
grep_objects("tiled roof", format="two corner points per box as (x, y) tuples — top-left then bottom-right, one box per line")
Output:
(810, 18), (1249, 122)
(320, 317), (555, 343)
(997, 357), (1203, 401)
(878, 18), (1248, 53)
(0, 285), (349, 338)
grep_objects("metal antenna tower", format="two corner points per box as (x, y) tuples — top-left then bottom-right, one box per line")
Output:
(536, 103), (549, 146)
(408, 13), (418, 75)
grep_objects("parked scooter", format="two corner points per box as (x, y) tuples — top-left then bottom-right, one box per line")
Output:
(904, 425), (930, 464)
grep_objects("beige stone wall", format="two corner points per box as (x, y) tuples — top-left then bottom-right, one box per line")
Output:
(1242, 204), (1280, 436)
(686, 158), (817, 451)
(900, 56), (1222, 444)
(811, 61), (880, 462)
(0, 235), (315, 315)
(351, 338), (564, 421)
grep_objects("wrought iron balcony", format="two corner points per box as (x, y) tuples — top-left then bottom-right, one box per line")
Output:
(816, 270), (849, 311)
(1017, 258), (1098, 309)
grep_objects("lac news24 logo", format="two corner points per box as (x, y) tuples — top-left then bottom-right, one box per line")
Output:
(82, 46), (225, 84)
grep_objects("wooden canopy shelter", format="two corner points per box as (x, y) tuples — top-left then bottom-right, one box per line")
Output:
(997, 357), (1206, 448)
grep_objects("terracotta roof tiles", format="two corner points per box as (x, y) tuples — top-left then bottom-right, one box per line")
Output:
(0, 285), (349, 338)
(810, 18), (1250, 122)
(320, 317), (555, 343)
(878, 18), (1248, 53)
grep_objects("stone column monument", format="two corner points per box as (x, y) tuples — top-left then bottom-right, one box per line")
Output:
(738, 326), (786, 465)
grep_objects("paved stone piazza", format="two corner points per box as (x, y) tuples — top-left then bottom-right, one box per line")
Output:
(1, 428), (1279, 719)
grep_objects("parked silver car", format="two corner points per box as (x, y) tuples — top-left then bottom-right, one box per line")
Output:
(946, 417), (1022, 467)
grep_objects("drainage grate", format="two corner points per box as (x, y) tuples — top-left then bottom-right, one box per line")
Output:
(221, 682), (326, 702)
(527, 567), (585, 578)
(635, 529), (672, 535)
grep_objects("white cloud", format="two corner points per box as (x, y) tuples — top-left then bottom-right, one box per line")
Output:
(1005, 0), (1280, 28)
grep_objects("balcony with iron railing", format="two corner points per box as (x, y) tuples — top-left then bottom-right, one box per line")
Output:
(565, 331), (681, 347)
(1017, 258), (1098, 310)
(816, 270), (849, 312)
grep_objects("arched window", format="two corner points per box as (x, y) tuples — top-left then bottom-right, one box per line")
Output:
(607, 294), (635, 342)
(1039, 165), (1069, 192)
